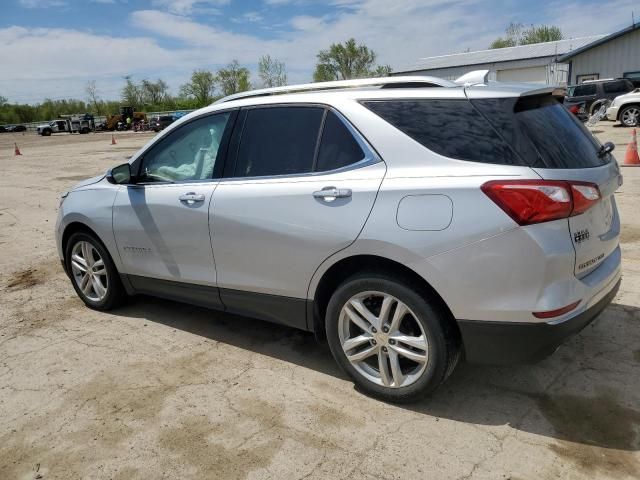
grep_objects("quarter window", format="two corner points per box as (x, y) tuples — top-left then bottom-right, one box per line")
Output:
(316, 111), (365, 171)
(603, 80), (632, 94)
(139, 113), (231, 182)
(234, 107), (324, 177)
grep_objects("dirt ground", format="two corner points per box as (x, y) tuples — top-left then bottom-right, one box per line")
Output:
(0, 124), (639, 480)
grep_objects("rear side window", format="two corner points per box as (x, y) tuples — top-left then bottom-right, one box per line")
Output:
(234, 107), (324, 177)
(573, 84), (597, 96)
(603, 80), (632, 94)
(472, 96), (607, 168)
(316, 111), (365, 171)
(363, 99), (520, 165)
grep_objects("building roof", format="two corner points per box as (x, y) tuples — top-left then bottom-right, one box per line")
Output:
(558, 23), (640, 61)
(396, 35), (605, 73)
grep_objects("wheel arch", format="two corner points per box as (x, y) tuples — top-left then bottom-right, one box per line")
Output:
(61, 222), (104, 263)
(618, 102), (640, 121)
(310, 254), (459, 343)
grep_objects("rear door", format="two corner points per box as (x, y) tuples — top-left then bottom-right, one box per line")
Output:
(471, 94), (622, 277)
(210, 105), (385, 327)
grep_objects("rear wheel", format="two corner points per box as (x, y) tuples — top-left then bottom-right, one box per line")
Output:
(620, 105), (640, 127)
(65, 232), (126, 311)
(326, 275), (459, 403)
(42, 129), (52, 136)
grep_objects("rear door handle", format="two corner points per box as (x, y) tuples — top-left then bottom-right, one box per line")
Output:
(313, 186), (352, 202)
(179, 192), (205, 205)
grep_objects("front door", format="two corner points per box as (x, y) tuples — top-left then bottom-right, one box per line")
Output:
(210, 106), (385, 328)
(112, 111), (235, 300)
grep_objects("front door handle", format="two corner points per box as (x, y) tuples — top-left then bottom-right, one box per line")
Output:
(313, 186), (352, 202)
(179, 192), (205, 205)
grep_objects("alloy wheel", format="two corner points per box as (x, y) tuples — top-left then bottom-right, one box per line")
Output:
(70, 240), (109, 302)
(338, 291), (429, 388)
(621, 107), (640, 127)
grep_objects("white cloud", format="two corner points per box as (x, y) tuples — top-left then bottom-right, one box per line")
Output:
(151, 0), (229, 16)
(19, 0), (66, 7)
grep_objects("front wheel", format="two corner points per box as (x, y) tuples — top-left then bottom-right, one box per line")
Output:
(326, 275), (459, 403)
(65, 232), (126, 311)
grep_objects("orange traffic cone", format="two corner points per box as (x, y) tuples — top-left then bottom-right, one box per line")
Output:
(623, 129), (640, 166)
(14, 143), (22, 156)
(111, 134), (117, 145)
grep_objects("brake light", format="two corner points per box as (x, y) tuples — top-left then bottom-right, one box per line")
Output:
(481, 180), (601, 225)
(568, 104), (580, 114)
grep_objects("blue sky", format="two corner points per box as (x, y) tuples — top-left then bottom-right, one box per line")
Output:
(1, 0), (638, 103)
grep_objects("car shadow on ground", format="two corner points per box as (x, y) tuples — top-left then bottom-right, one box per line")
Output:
(115, 296), (640, 454)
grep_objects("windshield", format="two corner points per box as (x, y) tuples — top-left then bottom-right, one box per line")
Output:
(471, 95), (609, 169)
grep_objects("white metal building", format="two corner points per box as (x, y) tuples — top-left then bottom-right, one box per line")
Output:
(394, 36), (604, 85)
(558, 24), (640, 85)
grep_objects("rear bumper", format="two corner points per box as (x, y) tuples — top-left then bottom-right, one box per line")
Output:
(457, 278), (620, 365)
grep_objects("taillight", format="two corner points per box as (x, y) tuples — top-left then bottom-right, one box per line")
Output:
(568, 105), (580, 114)
(481, 180), (601, 226)
(571, 182), (601, 215)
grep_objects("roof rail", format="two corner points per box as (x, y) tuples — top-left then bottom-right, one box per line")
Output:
(213, 76), (457, 104)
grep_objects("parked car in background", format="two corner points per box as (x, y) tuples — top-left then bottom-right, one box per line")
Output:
(606, 88), (640, 127)
(6, 124), (27, 132)
(566, 78), (635, 115)
(150, 115), (175, 132)
(0, 125), (6, 133)
(564, 99), (588, 122)
(56, 75), (622, 402)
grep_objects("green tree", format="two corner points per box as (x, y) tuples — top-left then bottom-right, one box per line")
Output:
(121, 75), (142, 108)
(258, 55), (287, 88)
(490, 22), (562, 49)
(141, 79), (170, 107)
(313, 38), (391, 82)
(217, 60), (251, 96)
(521, 25), (563, 45)
(179, 70), (217, 107)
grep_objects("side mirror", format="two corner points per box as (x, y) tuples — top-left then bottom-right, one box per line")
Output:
(602, 142), (615, 155)
(106, 163), (132, 184)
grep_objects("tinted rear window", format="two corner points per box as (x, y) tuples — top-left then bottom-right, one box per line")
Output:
(363, 99), (520, 165)
(472, 96), (608, 168)
(603, 80), (632, 94)
(364, 97), (608, 169)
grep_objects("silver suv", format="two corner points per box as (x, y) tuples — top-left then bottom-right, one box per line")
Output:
(56, 75), (622, 402)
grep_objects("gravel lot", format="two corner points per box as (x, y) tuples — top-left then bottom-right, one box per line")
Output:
(1, 125), (639, 479)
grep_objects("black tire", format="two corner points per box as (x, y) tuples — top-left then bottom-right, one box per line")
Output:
(64, 231), (127, 311)
(42, 129), (52, 136)
(325, 274), (459, 403)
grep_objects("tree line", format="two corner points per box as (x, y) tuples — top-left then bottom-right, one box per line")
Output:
(0, 39), (391, 124)
(1, 23), (563, 126)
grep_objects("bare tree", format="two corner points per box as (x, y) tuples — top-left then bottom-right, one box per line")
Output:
(258, 55), (287, 88)
(85, 80), (101, 114)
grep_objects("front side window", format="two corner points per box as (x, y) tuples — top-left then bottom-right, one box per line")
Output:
(139, 112), (231, 182)
(234, 107), (324, 177)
